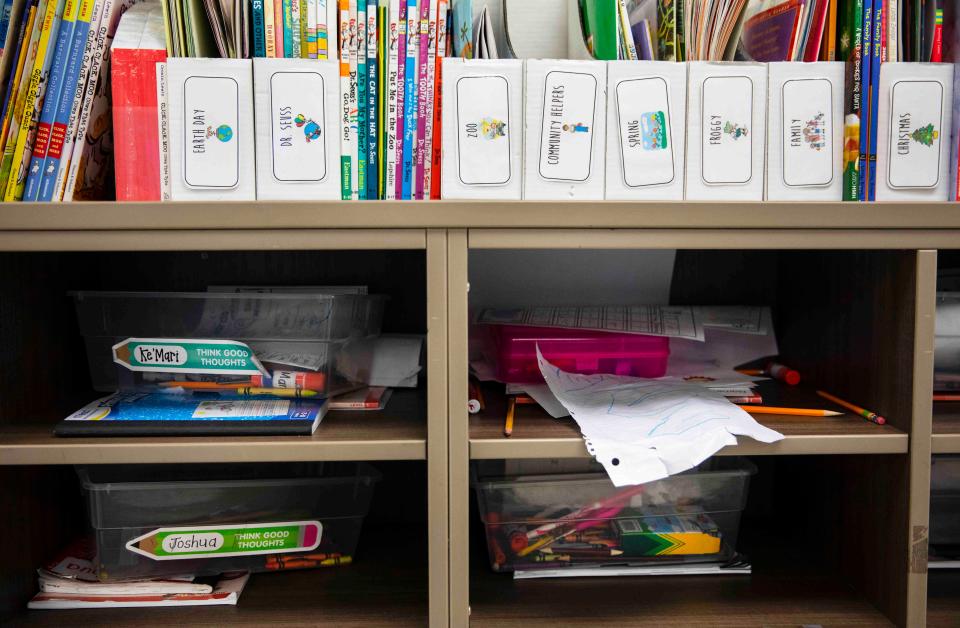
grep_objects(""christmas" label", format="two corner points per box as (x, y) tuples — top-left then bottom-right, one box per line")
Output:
(887, 80), (944, 189)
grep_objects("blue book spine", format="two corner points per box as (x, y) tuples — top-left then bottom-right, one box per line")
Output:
(38, 0), (92, 201)
(25, 2), (78, 201)
(282, 0), (293, 56)
(867, 0), (881, 201)
(357, 0), (367, 199)
(401, 0), (417, 199)
(365, 0), (377, 200)
(0, 0), (34, 132)
(857, 0), (873, 202)
(252, 0), (266, 56)
(0, 0), (15, 53)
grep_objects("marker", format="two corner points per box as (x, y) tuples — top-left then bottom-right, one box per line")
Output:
(738, 405), (842, 417)
(236, 387), (320, 398)
(738, 362), (800, 385)
(816, 390), (887, 425)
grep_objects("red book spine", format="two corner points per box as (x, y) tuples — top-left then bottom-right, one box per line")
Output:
(430, 56), (442, 199)
(111, 47), (166, 201)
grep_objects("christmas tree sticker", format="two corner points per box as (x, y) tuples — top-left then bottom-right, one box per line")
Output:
(911, 123), (939, 146)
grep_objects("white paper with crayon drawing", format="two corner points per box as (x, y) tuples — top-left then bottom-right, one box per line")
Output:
(536, 347), (783, 486)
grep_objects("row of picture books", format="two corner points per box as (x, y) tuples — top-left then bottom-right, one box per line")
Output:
(123, 51), (956, 202)
(576, 0), (956, 63)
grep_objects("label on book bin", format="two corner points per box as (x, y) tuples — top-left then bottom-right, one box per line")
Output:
(700, 75), (754, 185)
(781, 78), (835, 187)
(538, 70), (598, 182)
(456, 75), (512, 185)
(182, 75), (240, 189)
(126, 521), (323, 561)
(887, 79), (945, 189)
(615, 77), (675, 187)
(112, 338), (269, 376)
(270, 71), (328, 182)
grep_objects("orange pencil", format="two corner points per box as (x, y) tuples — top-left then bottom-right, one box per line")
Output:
(159, 381), (252, 389)
(737, 405), (842, 417)
(816, 390), (887, 425)
(504, 397), (516, 437)
(933, 394), (960, 402)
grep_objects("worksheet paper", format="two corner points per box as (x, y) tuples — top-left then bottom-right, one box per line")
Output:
(537, 349), (783, 486)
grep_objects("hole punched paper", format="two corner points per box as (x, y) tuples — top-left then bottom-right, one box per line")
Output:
(536, 348), (783, 487)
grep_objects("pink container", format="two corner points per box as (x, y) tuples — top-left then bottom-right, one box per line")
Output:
(493, 325), (670, 384)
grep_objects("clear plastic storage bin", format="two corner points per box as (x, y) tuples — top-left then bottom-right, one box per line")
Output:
(931, 456), (960, 549)
(72, 291), (386, 393)
(492, 325), (670, 384)
(473, 458), (754, 572)
(77, 462), (380, 581)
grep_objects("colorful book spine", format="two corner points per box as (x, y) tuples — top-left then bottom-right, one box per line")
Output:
(252, 0), (266, 55)
(931, 8), (943, 62)
(392, 0), (404, 199)
(365, 0), (377, 199)
(420, 0), (437, 198)
(264, 0), (276, 55)
(274, 0), (284, 56)
(886, 0), (896, 61)
(0, 0), (46, 192)
(0, 0), (15, 57)
(38, 0), (95, 201)
(5, 0), (64, 202)
(25, 0), (78, 201)
(841, 0), (862, 200)
(401, 0), (416, 199)
(866, 0), (881, 200)
(429, 0), (445, 199)
(283, 0), (294, 56)
(412, 0), (427, 199)
(338, 0), (351, 198)
(305, 0), (316, 57)
(297, 0), (307, 56)
(50, 0), (103, 199)
(857, 0), (872, 201)
(385, 0), (399, 199)
(349, 0), (358, 198)
(356, 0), (366, 198)
(317, 0), (328, 58)
(377, 1), (386, 197)
(0, 0), (38, 159)
(451, 0), (469, 57)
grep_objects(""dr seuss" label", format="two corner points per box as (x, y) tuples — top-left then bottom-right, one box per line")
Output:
(271, 71), (327, 182)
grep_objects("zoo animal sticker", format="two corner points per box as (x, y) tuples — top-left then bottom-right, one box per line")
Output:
(456, 75), (512, 185)
(538, 70), (598, 182)
(270, 71), (327, 182)
(781, 78), (834, 187)
(700, 75), (753, 185)
(887, 80), (944, 189)
(615, 77), (675, 187)
(182, 76), (240, 189)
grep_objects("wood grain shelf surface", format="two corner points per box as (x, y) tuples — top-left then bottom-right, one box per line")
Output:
(6, 527), (428, 627)
(469, 567), (893, 627)
(933, 401), (960, 454)
(469, 393), (908, 459)
(0, 390), (427, 464)
(3, 201), (960, 230)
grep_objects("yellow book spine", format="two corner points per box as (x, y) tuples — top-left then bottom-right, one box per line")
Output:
(5, 0), (62, 201)
(0, 4), (38, 157)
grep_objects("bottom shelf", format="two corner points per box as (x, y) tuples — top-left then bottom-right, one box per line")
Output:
(470, 567), (893, 627)
(928, 570), (960, 628)
(7, 528), (428, 626)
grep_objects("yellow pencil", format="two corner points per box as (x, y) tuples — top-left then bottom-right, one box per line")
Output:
(816, 390), (887, 425)
(504, 397), (516, 437)
(737, 405), (842, 417)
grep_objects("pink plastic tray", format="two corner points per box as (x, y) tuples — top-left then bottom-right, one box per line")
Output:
(493, 325), (670, 384)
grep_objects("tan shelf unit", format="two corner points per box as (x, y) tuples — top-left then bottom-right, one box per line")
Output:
(0, 231), (450, 628)
(449, 235), (939, 628)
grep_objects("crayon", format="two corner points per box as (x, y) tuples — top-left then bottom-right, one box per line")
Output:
(816, 390), (886, 425)
(934, 394), (960, 401)
(725, 395), (763, 404)
(529, 553), (571, 562)
(541, 547), (624, 557)
(236, 387), (320, 398)
(504, 397), (515, 437)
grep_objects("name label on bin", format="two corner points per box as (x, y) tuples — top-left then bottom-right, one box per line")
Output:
(126, 521), (323, 560)
(112, 338), (269, 376)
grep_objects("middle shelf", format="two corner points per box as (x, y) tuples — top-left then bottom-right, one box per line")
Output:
(0, 390), (428, 465)
(469, 388), (908, 460)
